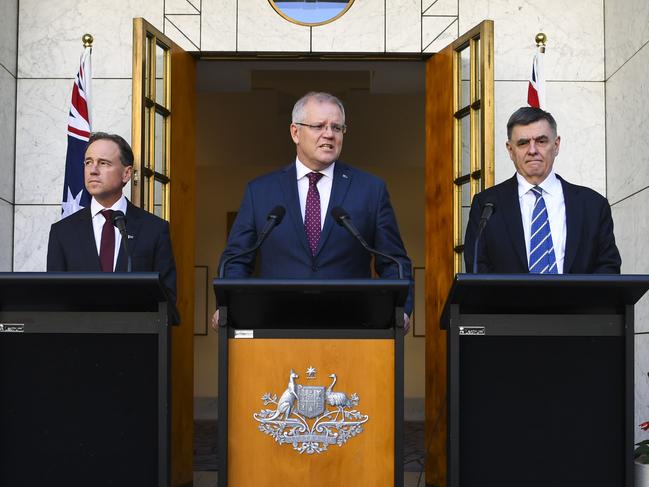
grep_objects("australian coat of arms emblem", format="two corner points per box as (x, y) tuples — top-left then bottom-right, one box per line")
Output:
(253, 368), (369, 454)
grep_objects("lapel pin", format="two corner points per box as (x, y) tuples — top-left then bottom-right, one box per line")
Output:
(342, 174), (349, 179)
(127, 235), (134, 239)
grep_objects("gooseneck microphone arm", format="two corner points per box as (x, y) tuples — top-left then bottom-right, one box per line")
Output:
(218, 206), (286, 278)
(331, 206), (404, 280)
(111, 210), (132, 272)
(472, 202), (495, 274)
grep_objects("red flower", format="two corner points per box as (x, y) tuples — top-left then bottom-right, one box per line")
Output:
(640, 421), (649, 431)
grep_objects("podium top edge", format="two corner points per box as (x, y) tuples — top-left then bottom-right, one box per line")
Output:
(213, 278), (409, 289)
(453, 273), (649, 287)
(0, 271), (162, 284)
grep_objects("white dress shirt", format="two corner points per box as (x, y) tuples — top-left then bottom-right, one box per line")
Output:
(296, 158), (335, 229)
(517, 171), (566, 274)
(90, 195), (128, 271)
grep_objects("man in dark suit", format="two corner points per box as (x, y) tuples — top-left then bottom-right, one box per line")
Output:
(464, 107), (621, 274)
(218, 91), (413, 321)
(47, 132), (179, 322)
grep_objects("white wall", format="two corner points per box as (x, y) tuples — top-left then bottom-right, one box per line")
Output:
(604, 0), (649, 444)
(0, 0), (17, 271)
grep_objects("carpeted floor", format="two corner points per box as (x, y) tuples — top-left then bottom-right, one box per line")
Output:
(194, 420), (424, 472)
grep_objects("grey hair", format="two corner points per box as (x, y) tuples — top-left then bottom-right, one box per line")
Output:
(507, 107), (558, 139)
(292, 92), (346, 124)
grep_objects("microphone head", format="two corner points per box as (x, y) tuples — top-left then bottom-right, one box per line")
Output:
(268, 205), (286, 224)
(331, 206), (350, 225)
(112, 210), (126, 226)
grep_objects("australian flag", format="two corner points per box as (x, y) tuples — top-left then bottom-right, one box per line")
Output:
(527, 45), (545, 110)
(61, 46), (92, 218)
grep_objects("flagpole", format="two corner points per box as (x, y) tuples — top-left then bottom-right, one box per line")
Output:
(535, 33), (546, 109)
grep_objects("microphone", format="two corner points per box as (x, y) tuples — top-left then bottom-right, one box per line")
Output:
(472, 202), (496, 274)
(218, 205), (286, 278)
(112, 210), (132, 272)
(331, 206), (404, 280)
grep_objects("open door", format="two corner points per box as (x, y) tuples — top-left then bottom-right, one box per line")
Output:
(425, 20), (494, 487)
(132, 18), (196, 487)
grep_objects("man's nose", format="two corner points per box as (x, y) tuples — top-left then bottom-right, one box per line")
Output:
(87, 162), (99, 173)
(528, 140), (539, 154)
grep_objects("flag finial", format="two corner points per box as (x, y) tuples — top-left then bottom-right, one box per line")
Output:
(535, 33), (547, 47)
(82, 33), (94, 48)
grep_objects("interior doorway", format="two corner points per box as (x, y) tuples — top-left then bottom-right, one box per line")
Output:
(192, 58), (428, 421)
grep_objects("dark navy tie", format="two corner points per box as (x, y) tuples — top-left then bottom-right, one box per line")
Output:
(528, 186), (557, 274)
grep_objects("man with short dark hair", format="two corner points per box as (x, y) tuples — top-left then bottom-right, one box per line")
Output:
(464, 106), (621, 274)
(47, 132), (179, 322)
(218, 91), (413, 324)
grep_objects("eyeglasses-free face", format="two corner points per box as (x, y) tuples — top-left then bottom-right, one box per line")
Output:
(290, 100), (345, 171)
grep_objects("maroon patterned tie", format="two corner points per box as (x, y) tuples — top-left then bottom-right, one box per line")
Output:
(99, 209), (115, 272)
(304, 172), (324, 255)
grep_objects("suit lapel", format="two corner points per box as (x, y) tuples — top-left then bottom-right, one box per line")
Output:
(316, 162), (351, 255)
(77, 207), (102, 271)
(560, 176), (581, 273)
(115, 201), (143, 271)
(279, 163), (312, 257)
(499, 176), (528, 270)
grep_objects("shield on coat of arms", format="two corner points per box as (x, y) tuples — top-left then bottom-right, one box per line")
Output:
(296, 385), (325, 418)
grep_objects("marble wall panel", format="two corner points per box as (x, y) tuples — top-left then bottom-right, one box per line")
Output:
(0, 200), (13, 271)
(605, 0), (649, 78)
(606, 43), (649, 205)
(0, 0), (18, 76)
(237, 0), (310, 52)
(311, 0), (384, 52)
(611, 189), (649, 332)
(165, 15), (201, 51)
(494, 80), (605, 195)
(385, 0), (420, 52)
(16, 79), (132, 205)
(13, 204), (60, 271)
(201, 0), (237, 51)
(18, 0), (164, 79)
(459, 0), (604, 81)
(422, 17), (458, 53)
(636, 333), (649, 443)
(165, 0), (200, 14)
(0, 67), (16, 203)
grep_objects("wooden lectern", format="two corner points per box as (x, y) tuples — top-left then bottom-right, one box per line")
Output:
(0, 272), (173, 487)
(215, 279), (408, 487)
(441, 274), (649, 487)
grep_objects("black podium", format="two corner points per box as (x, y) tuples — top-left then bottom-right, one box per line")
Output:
(0, 272), (172, 487)
(215, 279), (408, 487)
(441, 274), (649, 487)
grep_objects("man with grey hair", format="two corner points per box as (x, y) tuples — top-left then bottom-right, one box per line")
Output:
(464, 106), (621, 274)
(218, 91), (413, 321)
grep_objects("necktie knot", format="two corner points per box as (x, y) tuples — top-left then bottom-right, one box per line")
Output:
(307, 172), (323, 187)
(101, 209), (114, 222)
(531, 186), (543, 200)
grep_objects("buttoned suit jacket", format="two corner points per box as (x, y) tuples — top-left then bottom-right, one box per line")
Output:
(463, 174), (621, 274)
(219, 161), (413, 314)
(47, 201), (179, 323)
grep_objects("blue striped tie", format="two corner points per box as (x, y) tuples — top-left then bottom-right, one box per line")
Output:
(529, 186), (557, 274)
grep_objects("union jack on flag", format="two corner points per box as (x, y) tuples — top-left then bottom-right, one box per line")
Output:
(527, 45), (545, 109)
(61, 46), (92, 218)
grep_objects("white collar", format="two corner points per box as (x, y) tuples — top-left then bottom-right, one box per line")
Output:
(517, 170), (561, 198)
(90, 194), (128, 217)
(295, 157), (336, 180)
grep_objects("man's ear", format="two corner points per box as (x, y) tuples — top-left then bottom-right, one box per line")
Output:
(122, 165), (133, 184)
(290, 123), (300, 144)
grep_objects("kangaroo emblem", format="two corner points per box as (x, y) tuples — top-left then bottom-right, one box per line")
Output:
(265, 369), (299, 420)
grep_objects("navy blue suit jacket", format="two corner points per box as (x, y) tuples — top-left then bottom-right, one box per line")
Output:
(47, 201), (179, 323)
(464, 174), (621, 274)
(219, 161), (413, 314)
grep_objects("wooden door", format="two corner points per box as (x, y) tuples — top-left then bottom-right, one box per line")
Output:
(132, 17), (196, 487)
(424, 20), (494, 487)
